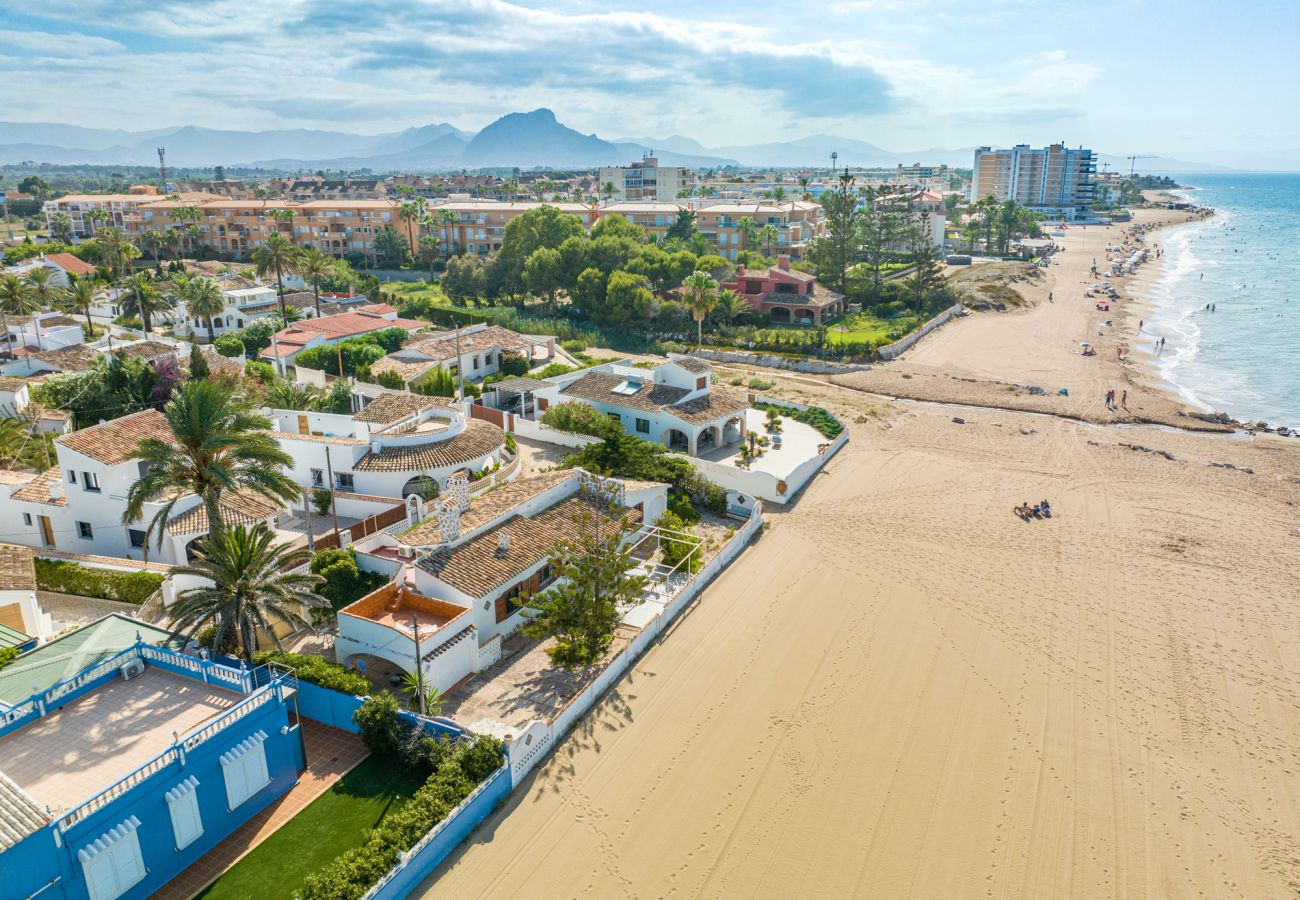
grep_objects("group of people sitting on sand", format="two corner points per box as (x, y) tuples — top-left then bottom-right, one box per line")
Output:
(1014, 500), (1053, 520)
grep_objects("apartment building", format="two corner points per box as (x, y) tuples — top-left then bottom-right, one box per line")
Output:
(44, 191), (219, 241)
(432, 201), (599, 257)
(970, 144), (1096, 220)
(597, 155), (689, 201)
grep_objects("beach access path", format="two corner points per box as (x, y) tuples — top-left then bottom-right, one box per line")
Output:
(833, 206), (1223, 431)
(419, 363), (1300, 898)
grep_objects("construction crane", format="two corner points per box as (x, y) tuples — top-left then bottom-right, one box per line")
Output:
(1126, 154), (1156, 178)
(157, 147), (168, 188)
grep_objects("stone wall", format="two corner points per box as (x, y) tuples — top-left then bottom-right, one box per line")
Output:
(686, 348), (872, 375)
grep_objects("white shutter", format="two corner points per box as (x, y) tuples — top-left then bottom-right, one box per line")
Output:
(78, 816), (145, 900)
(220, 730), (270, 809)
(165, 776), (204, 850)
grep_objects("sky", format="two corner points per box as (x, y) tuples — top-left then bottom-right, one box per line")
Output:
(2, 0), (1298, 160)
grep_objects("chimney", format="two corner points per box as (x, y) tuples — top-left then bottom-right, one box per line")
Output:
(447, 471), (470, 512)
(778, 255), (791, 271)
(737, 264), (746, 277)
(438, 496), (461, 544)
(496, 529), (510, 555)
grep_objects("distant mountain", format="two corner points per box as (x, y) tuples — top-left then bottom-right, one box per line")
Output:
(1, 114), (1289, 174)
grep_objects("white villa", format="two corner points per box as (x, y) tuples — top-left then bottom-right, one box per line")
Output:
(266, 391), (508, 501)
(529, 355), (751, 456)
(370, 324), (554, 390)
(336, 469), (669, 694)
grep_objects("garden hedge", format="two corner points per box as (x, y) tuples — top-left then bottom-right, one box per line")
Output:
(34, 558), (165, 604)
(252, 650), (371, 696)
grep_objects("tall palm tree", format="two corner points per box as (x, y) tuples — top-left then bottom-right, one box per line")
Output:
(83, 207), (110, 236)
(59, 274), (99, 335)
(252, 232), (301, 321)
(682, 270), (718, 346)
(182, 275), (225, 344)
(24, 267), (62, 351)
(171, 206), (203, 257)
(297, 247), (339, 318)
(397, 197), (426, 258)
(771, 186), (787, 203)
(170, 524), (326, 661)
(0, 274), (34, 358)
(758, 223), (780, 257)
(96, 227), (140, 278)
(49, 212), (74, 243)
(124, 379), (300, 550)
(140, 228), (168, 272)
(119, 271), (171, 335)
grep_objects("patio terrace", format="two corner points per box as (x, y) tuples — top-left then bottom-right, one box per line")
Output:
(697, 407), (827, 479)
(0, 668), (239, 813)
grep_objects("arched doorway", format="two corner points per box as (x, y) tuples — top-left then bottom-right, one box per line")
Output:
(723, 416), (745, 445)
(401, 474), (440, 501)
(770, 307), (791, 323)
(697, 425), (721, 452)
(663, 428), (690, 453)
(795, 308), (815, 324)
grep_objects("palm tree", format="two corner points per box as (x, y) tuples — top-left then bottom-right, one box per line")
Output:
(171, 206), (203, 257)
(169, 524), (327, 661)
(397, 197), (426, 259)
(119, 272), (172, 335)
(24, 267), (62, 351)
(59, 274), (99, 335)
(84, 207), (110, 236)
(0, 274), (35, 358)
(771, 186), (787, 203)
(682, 270), (718, 346)
(265, 379), (322, 411)
(96, 227), (139, 278)
(600, 181), (616, 202)
(297, 247), (339, 318)
(140, 228), (168, 272)
(252, 232), (301, 321)
(49, 212), (73, 243)
(183, 275), (225, 344)
(735, 216), (757, 253)
(710, 288), (748, 327)
(124, 379), (300, 550)
(758, 223), (779, 257)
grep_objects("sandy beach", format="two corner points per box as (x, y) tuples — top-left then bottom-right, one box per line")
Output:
(418, 211), (1300, 899)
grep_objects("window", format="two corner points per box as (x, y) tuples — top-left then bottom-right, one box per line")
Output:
(166, 776), (204, 850)
(310, 468), (324, 487)
(68, 469), (77, 484)
(495, 583), (527, 624)
(635, 417), (650, 434)
(538, 563), (556, 589)
(471, 355), (479, 370)
(129, 529), (147, 549)
(22, 513), (32, 526)
(335, 472), (354, 491)
(78, 816), (146, 900)
(220, 730), (271, 809)
(77, 521), (94, 540)
(83, 471), (101, 492)
(607, 412), (621, 423)
(696, 376), (707, 390)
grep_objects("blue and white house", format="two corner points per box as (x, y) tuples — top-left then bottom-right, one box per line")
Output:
(0, 625), (304, 900)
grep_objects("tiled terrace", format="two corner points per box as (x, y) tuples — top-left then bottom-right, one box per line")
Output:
(0, 669), (238, 813)
(150, 720), (368, 900)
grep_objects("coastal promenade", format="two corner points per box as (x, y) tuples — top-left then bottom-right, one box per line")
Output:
(417, 210), (1300, 898)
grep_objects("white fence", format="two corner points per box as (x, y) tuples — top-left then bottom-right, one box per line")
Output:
(506, 503), (763, 785)
(510, 417), (603, 449)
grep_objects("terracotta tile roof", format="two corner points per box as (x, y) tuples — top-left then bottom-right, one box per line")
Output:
(354, 418), (504, 473)
(664, 387), (750, 426)
(113, 340), (180, 362)
(560, 371), (689, 413)
(0, 376), (27, 392)
(417, 495), (640, 599)
(276, 311), (425, 342)
(369, 355), (436, 383)
(401, 326), (537, 363)
(0, 470), (36, 487)
(11, 467), (66, 505)
(29, 344), (100, 373)
(668, 355), (711, 374)
(353, 392), (441, 426)
(43, 253), (96, 277)
(399, 470), (575, 547)
(0, 543), (36, 591)
(167, 491), (283, 536)
(57, 408), (171, 465)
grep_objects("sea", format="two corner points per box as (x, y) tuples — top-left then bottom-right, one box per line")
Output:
(1146, 172), (1300, 428)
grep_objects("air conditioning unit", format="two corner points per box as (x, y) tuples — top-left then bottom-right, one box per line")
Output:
(397, 546), (414, 559)
(120, 658), (145, 681)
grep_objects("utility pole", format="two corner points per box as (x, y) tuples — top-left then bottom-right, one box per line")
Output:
(157, 147), (168, 189)
(323, 450), (340, 535)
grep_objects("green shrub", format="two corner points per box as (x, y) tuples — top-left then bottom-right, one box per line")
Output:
(504, 433), (517, 454)
(0, 647), (20, 671)
(253, 650), (371, 696)
(753, 400), (843, 439)
(299, 735), (505, 900)
(373, 370), (405, 389)
(213, 333), (245, 358)
(666, 490), (701, 525)
(535, 362), (576, 379)
(353, 692), (404, 757)
(560, 338), (588, 353)
(656, 510), (702, 573)
(34, 559), (165, 604)
(311, 488), (333, 517)
(244, 360), (276, 383)
(498, 354), (531, 377)
(746, 377), (773, 390)
(541, 402), (623, 439)
(309, 548), (386, 611)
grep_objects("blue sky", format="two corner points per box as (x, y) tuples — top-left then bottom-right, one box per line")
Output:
(2, 0), (1296, 159)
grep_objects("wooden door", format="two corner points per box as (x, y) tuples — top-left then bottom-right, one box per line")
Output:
(297, 414), (310, 435)
(38, 516), (54, 547)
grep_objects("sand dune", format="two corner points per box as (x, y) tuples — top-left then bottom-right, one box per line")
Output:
(419, 214), (1300, 899)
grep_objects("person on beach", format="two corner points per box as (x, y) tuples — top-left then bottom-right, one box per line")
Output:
(1122, 390), (1127, 408)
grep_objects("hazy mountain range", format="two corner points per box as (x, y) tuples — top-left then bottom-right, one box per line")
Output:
(0, 108), (1278, 174)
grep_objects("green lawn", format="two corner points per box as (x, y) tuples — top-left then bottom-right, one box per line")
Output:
(196, 753), (424, 900)
(749, 310), (921, 346)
